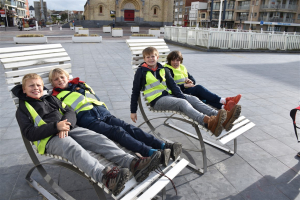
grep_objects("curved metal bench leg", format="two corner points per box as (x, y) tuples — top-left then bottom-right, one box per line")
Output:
(194, 125), (207, 173)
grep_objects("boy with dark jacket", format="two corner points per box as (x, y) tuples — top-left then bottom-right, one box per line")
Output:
(14, 73), (161, 196)
(130, 47), (241, 137)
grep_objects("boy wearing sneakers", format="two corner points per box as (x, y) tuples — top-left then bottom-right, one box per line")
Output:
(130, 47), (241, 137)
(14, 73), (161, 196)
(48, 68), (182, 166)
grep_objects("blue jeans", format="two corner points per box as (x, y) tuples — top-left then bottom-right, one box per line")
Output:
(184, 85), (222, 109)
(77, 105), (163, 156)
(46, 127), (134, 183)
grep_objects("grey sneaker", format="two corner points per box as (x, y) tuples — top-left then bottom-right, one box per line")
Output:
(130, 151), (161, 182)
(159, 149), (171, 167)
(102, 166), (130, 196)
(165, 142), (182, 160)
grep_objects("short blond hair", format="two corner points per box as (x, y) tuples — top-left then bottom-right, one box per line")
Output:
(22, 73), (43, 89)
(49, 68), (69, 84)
(142, 47), (159, 58)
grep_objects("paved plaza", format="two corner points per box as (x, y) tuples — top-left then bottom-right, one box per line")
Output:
(0, 27), (300, 200)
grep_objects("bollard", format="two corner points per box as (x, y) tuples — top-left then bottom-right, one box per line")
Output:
(60, 27), (62, 31)
(35, 21), (38, 31)
(50, 26), (52, 31)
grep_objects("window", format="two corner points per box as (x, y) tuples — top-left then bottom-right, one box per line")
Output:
(254, 12), (257, 17)
(256, 0), (259, 5)
(99, 5), (102, 14)
(154, 8), (157, 15)
(298, 14), (300, 19)
(179, 8), (182, 12)
(201, 13), (205, 18)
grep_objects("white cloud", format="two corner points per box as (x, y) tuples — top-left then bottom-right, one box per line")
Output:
(28, 0), (86, 11)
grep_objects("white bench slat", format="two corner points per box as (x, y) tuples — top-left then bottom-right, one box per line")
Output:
(130, 46), (169, 51)
(219, 122), (255, 144)
(132, 49), (170, 55)
(126, 39), (166, 43)
(0, 44), (63, 54)
(8, 83), (53, 92)
(6, 69), (72, 84)
(0, 48), (66, 59)
(3, 56), (71, 69)
(5, 63), (72, 78)
(137, 159), (189, 200)
(2, 52), (69, 64)
(128, 42), (168, 47)
(120, 158), (180, 200)
(131, 57), (167, 65)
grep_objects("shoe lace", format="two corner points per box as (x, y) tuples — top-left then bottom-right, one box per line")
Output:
(134, 157), (147, 170)
(155, 166), (178, 195)
(105, 166), (119, 187)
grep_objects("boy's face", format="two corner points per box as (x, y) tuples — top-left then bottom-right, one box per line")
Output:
(51, 73), (69, 89)
(23, 78), (44, 99)
(144, 54), (159, 68)
(171, 58), (181, 69)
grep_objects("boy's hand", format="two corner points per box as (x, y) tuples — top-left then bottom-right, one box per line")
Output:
(57, 119), (71, 131)
(185, 79), (193, 84)
(184, 83), (195, 88)
(131, 113), (137, 123)
(57, 130), (69, 138)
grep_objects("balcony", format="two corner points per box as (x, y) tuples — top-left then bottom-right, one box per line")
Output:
(260, 4), (298, 11)
(236, 5), (250, 10)
(5, 0), (17, 7)
(258, 17), (295, 23)
(17, 4), (25, 9)
(236, 16), (249, 21)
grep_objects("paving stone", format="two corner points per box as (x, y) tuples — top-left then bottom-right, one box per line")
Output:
(255, 139), (297, 157)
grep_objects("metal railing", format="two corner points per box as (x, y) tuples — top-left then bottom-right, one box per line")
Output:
(237, 5), (250, 10)
(164, 26), (300, 50)
(260, 4), (298, 10)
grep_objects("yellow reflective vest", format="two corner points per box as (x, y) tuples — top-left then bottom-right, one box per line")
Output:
(25, 101), (66, 155)
(56, 83), (106, 114)
(143, 68), (172, 103)
(164, 64), (188, 85)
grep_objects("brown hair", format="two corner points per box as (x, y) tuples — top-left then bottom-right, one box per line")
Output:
(167, 51), (183, 65)
(22, 73), (43, 89)
(142, 47), (159, 58)
(49, 68), (69, 85)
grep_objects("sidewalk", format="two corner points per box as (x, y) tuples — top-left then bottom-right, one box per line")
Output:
(0, 34), (300, 200)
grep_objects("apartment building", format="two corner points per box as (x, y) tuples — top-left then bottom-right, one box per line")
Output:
(207, 0), (300, 31)
(0, 0), (26, 26)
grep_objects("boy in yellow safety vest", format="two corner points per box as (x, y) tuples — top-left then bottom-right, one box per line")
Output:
(49, 68), (182, 166)
(130, 47), (241, 137)
(13, 73), (161, 196)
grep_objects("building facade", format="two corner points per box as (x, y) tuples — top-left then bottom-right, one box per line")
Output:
(34, 1), (47, 21)
(0, 0), (26, 26)
(29, 5), (35, 18)
(84, 0), (174, 26)
(25, 0), (29, 17)
(207, 0), (300, 31)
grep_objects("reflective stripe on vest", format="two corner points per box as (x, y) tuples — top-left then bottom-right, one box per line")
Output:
(164, 64), (188, 85)
(56, 83), (106, 114)
(25, 101), (52, 155)
(143, 68), (172, 103)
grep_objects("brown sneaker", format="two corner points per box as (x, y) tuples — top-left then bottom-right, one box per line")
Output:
(224, 100), (236, 111)
(130, 151), (161, 182)
(102, 166), (130, 196)
(226, 94), (242, 105)
(222, 104), (242, 131)
(204, 109), (227, 137)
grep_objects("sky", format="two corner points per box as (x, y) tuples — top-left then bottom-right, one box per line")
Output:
(28, 0), (86, 11)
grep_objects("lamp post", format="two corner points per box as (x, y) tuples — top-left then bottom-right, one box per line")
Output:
(217, 0), (223, 31)
(249, 4), (253, 30)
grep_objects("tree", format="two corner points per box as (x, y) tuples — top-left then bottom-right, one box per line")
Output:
(61, 13), (68, 21)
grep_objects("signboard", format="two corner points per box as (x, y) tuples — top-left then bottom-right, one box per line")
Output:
(260, 20), (263, 25)
(0, 10), (5, 15)
(110, 10), (116, 14)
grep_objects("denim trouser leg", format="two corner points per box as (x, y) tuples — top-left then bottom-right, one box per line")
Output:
(86, 119), (153, 156)
(153, 95), (216, 126)
(46, 127), (134, 182)
(104, 115), (164, 150)
(184, 85), (222, 109)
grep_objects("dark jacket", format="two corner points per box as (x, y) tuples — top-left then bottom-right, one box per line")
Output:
(167, 67), (196, 92)
(130, 62), (186, 113)
(12, 84), (77, 142)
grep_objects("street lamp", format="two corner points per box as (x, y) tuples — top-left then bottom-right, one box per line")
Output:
(217, 0), (224, 31)
(249, 4), (254, 30)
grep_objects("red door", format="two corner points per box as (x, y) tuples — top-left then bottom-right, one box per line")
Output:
(124, 10), (134, 21)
